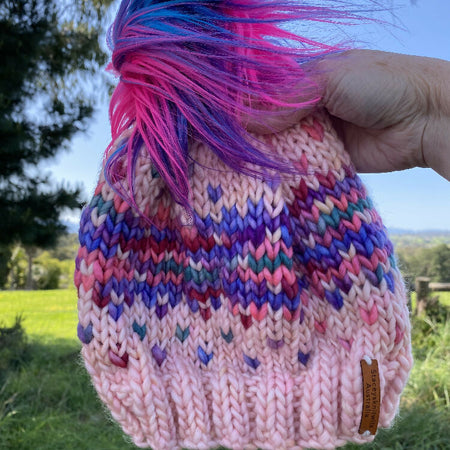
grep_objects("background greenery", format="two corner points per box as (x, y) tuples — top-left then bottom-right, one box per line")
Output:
(6, 234), (78, 290)
(391, 233), (450, 284)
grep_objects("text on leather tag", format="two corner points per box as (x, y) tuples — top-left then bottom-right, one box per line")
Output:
(359, 358), (381, 436)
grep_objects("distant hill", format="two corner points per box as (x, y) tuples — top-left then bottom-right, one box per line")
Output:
(389, 228), (450, 235)
(388, 230), (450, 248)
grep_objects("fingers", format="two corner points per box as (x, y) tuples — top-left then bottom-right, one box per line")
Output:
(245, 48), (450, 179)
(318, 50), (412, 128)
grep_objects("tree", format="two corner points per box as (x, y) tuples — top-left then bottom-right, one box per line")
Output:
(430, 244), (450, 283)
(397, 244), (450, 284)
(0, 0), (113, 288)
(49, 233), (79, 261)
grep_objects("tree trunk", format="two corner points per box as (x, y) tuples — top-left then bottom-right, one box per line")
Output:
(0, 245), (12, 289)
(25, 247), (35, 290)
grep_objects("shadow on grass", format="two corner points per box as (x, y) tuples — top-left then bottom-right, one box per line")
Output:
(1, 336), (449, 450)
(0, 338), (136, 450)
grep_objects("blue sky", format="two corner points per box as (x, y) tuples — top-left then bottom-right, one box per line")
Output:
(44, 0), (450, 231)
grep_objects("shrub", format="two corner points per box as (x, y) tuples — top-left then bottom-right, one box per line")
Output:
(397, 244), (450, 283)
(6, 247), (27, 289)
(0, 316), (29, 381)
(34, 252), (62, 290)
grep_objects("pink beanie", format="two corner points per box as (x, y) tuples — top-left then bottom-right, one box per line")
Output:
(75, 113), (413, 449)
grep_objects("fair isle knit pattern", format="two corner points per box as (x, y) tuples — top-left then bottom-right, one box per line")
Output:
(75, 114), (412, 450)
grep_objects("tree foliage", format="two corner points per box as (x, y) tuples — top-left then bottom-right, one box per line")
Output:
(397, 244), (450, 283)
(0, 0), (113, 241)
(0, 0), (113, 286)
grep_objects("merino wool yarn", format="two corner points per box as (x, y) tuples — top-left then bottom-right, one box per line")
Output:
(75, 114), (413, 450)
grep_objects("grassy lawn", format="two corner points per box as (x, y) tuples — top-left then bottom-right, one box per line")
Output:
(1, 289), (449, 449)
(411, 290), (450, 308)
(0, 289), (78, 343)
(435, 291), (450, 306)
(0, 289), (135, 450)
(422, 292), (450, 308)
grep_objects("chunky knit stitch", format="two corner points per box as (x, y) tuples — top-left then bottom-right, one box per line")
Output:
(75, 114), (412, 450)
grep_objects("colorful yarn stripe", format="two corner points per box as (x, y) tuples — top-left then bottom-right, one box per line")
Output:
(77, 164), (396, 323)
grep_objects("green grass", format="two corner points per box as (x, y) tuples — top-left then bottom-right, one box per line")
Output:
(1, 290), (449, 449)
(439, 291), (450, 307)
(0, 289), (135, 450)
(0, 289), (78, 343)
(0, 340), (136, 450)
(410, 290), (450, 308)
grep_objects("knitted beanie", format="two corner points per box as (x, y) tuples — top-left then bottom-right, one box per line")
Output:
(75, 113), (413, 450)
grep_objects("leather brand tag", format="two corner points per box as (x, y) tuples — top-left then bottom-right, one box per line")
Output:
(359, 358), (381, 436)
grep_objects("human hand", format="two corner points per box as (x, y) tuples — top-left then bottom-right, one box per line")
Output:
(247, 50), (450, 181)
